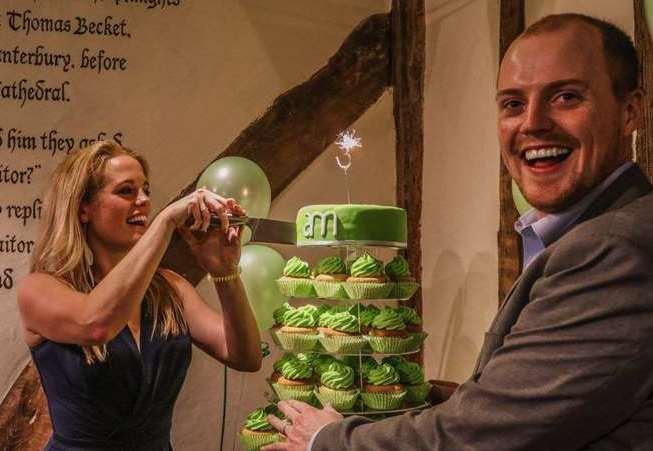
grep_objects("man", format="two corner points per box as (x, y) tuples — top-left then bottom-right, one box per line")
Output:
(264, 13), (653, 450)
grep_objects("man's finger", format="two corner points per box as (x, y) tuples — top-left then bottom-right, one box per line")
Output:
(285, 399), (312, 413)
(277, 400), (301, 421)
(266, 414), (287, 433)
(261, 443), (287, 451)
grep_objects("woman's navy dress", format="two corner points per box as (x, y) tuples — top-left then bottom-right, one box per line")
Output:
(31, 304), (192, 451)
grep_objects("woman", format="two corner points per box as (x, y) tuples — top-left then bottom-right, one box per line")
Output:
(17, 141), (262, 450)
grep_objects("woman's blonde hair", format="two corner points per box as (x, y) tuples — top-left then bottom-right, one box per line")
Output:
(31, 140), (187, 363)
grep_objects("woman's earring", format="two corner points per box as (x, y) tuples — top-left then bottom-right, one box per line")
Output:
(84, 240), (94, 267)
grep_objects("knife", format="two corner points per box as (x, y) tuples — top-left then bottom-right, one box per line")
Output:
(209, 215), (296, 245)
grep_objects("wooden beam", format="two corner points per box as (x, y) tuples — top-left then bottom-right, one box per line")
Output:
(0, 363), (51, 450)
(391, 0), (425, 353)
(161, 13), (391, 284)
(1, 14), (392, 449)
(634, 0), (653, 180)
(497, 0), (524, 304)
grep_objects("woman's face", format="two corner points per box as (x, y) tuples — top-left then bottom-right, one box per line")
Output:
(81, 155), (151, 255)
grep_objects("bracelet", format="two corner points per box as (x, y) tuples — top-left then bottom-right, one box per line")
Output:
(208, 267), (241, 283)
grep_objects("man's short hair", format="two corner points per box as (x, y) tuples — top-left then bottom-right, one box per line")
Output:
(522, 13), (639, 99)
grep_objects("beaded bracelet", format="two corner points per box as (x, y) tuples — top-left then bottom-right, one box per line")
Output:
(208, 267), (241, 283)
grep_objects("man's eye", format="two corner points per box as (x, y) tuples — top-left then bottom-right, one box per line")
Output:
(554, 91), (581, 104)
(501, 99), (524, 111)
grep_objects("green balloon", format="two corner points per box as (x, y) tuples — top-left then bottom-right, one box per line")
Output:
(239, 245), (288, 331)
(511, 179), (532, 216)
(197, 157), (271, 219)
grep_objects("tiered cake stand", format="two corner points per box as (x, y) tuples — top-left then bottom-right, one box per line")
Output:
(270, 240), (429, 419)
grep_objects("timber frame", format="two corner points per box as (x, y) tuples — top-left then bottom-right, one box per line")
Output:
(0, 4), (425, 449)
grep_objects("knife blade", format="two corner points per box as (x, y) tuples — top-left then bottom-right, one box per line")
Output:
(209, 215), (296, 245)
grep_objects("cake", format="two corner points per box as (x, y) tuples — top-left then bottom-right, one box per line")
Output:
(361, 363), (406, 410)
(296, 204), (407, 247)
(314, 362), (360, 411)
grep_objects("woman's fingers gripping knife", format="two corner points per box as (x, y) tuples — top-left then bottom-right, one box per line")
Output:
(204, 192), (230, 232)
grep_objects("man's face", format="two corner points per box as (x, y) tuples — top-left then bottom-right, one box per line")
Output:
(496, 24), (639, 214)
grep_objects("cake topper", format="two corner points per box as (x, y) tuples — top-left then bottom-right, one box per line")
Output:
(335, 129), (362, 203)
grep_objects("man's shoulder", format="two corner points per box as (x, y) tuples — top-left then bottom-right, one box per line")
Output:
(556, 190), (653, 255)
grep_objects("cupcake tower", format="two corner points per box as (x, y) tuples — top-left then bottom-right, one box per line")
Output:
(269, 252), (429, 416)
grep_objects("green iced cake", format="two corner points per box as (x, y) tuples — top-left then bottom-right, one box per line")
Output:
(296, 204), (407, 247)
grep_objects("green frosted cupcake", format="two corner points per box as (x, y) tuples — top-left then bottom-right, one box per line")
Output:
(276, 257), (316, 298)
(239, 405), (284, 451)
(366, 308), (412, 354)
(313, 354), (341, 376)
(385, 256), (419, 299)
(395, 362), (430, 405)
(344, 254), (393, 299)
(271, 352), (297, 382)
(394, 306), (424, 347)
(343, 355), (378, 379)
(357, 305), (380, 334)
(361, 363), (406, 410)
(277, 306), (319, 352)
(312, 256), (349, 299)
(315, 363), (359, 411)
(272, 357), (317, 404)
(318, 311), (366, 353)
(270, 303), (294, 346)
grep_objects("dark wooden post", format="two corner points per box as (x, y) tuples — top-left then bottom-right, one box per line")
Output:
(497, 0), (525, 304)
(391, 0), (425, 360)
(634, 0), (653, 180)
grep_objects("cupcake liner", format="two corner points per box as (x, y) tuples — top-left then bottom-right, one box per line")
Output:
(269, 327), (282, 346)
(313, 280), (349, 299)
(314, 386), (360, 411)
(408, 332), (428, 350)
(318, 334), (367, 353)
(276, 277), (316, 298)
(272, 382), (317, 404)
(361, 390), (406, 410)
(405, 382), (431, 404)
(366, 335), (413, 354)
(239, 429), (282, 451)
(276, 332), (319, 352)
(343, 282), (394, 300)
(394, 282), (420, 300)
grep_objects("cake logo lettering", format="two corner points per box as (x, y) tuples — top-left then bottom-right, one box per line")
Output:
(303, 211), (338, 239)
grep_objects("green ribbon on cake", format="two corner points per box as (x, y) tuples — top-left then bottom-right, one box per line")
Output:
(314, 256), (347, 275)
(244, 408), (274, 431)
(350, 254), (384, 278)
(371, 309), (406, 331)
(396, 362), (425, 385)
(395, 306), (421, 325)
(385, 256), (411, 279)
(280, 358), (313, 380)
(283, 307), (318, 328)
(367, 363), (400, 385)
(329, 311), (360, 333)
(321, 363), (355, 390)
(283, 256), (311, 278)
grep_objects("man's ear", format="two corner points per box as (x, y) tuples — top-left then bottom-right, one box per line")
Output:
(623, 88), (644, 137)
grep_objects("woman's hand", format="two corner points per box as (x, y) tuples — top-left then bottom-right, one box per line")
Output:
(171, 189), (247, 276)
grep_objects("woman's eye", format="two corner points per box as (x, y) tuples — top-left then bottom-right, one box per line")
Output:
(118, 187), (134, 195)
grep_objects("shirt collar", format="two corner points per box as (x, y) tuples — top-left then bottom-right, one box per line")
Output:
(515, 161), (634, 248)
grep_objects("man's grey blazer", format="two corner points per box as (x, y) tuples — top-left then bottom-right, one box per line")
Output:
(313, 165), (653, 450)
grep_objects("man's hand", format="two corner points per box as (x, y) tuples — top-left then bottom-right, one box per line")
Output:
(262, 400), (343, 451)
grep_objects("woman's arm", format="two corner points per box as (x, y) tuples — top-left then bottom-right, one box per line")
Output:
(162, 269), (262, 372)
(17, 189), (230, 346)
